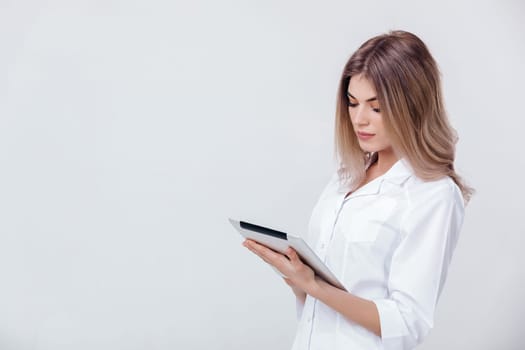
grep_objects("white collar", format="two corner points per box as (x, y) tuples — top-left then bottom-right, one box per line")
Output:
(381, 157), (414, 185)
(337, 155), (414, 196)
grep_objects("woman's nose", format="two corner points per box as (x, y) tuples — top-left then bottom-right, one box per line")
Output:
(353, 106), (368, 125)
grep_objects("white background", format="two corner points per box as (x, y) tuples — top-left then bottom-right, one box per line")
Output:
(0, 0), (523, 349)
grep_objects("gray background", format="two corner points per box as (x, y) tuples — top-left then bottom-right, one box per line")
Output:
(0, 0), (523, 349)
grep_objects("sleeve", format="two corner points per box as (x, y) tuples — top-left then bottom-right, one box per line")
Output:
(372, 182), (465, 349)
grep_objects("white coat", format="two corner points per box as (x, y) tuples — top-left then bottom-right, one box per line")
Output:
(291, 156), (465, 350)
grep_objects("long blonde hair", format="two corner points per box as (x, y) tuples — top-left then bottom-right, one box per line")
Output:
(335, 30), (474, 203)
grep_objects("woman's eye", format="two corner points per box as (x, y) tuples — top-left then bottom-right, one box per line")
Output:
(347, 102), (358, 108)
(372, 108), (381, 113)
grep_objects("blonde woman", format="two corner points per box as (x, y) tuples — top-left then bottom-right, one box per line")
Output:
(243, 30), (473, 350)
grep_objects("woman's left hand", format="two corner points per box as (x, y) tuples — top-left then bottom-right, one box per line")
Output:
(242, 239), (318, 295)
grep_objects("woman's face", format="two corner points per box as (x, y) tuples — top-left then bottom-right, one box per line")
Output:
(347, 73), (392, 153)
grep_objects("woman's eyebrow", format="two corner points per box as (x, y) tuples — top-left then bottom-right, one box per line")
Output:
(347, 91), (377, 102)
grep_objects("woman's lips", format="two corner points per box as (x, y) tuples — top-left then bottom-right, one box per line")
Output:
(357, 131), (375, 140)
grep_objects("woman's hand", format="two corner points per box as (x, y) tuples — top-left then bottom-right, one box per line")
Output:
(242, 239), (318, 296)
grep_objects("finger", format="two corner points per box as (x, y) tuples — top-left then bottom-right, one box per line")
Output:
(242, 239), (255, 248)
(244, 241), (293, 274)
(246, 242), (282, 266)
(250, 241), (284, 262)
(244, 239), (266, 254)
(285, 247), (301, 264)
(244, 241), (268, 260)
(261, 248), (286, 267)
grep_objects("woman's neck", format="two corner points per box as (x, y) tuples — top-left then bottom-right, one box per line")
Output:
(373, 148), (399, 174)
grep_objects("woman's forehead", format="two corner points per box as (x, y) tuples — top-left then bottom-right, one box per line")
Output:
(347, 74), (377, 100)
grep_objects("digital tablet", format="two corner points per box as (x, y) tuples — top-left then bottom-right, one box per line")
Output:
(228, 218), (347, 291)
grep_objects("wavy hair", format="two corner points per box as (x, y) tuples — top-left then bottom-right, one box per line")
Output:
(335, 30), (474, 203)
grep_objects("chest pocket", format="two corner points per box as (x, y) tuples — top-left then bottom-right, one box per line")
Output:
(335, 196), (399, 243)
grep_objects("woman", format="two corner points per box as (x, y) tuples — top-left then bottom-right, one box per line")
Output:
(243, 30), (473, 350)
